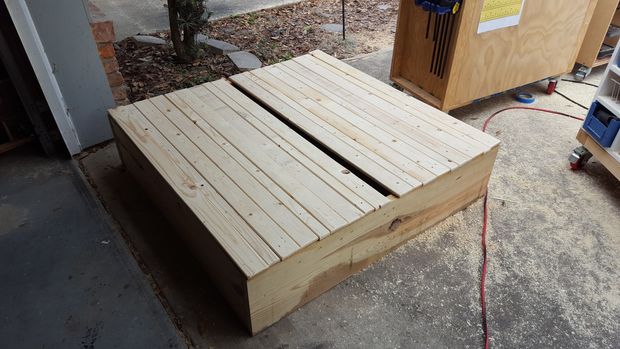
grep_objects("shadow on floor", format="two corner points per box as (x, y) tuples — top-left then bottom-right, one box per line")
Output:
(79, 144), (250, 343)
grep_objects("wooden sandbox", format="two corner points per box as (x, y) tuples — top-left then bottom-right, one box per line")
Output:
(109, 51), (499, 334)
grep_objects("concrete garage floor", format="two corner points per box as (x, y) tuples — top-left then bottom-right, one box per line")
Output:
(90, 0), (304, 40)
(0, 145), (184, 348)
(79, 50), (619, 348)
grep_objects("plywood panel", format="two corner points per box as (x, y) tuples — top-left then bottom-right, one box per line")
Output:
(445, 0), (596, 109)
(391, 0), (455, 101)
(576, 0), (620, 67)
(392, 0), (598, 110)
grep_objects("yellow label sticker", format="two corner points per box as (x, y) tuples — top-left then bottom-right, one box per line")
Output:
(480, 0), (523, 23)
(452, 2), (460, 14)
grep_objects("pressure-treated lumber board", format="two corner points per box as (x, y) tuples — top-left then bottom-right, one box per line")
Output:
(250, 67), (443, 180)
(206, 80), (388, 212)
(246, 146), (498, 333)
(310, 50), (500, 150)
(169, 87), (363, 229)
(110, 51), (499, 334)
(134, 98), (316, 249)
(283, 57), (480, 161)
(186, 84), (368, 221)
(110, 120), (254, 326)
(264, 63), (454, 173)
(110, 105), (283, 274)
(230, 73), (422, 197)
(577, 128), (620, 180)
(110, 82), (380, 273)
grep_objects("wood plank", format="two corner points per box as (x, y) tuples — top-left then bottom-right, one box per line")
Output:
(209, 80), (388, 210)
(153, 93), (331, 240)
(187, 85), (367, 223)
(310, 50), (499, 150)
(593, 56), (612, 68)
(165, 89), (353, 232)
(113, 127), (253, 329)
(244, 69), (438, 183)
(283, 58), (477, 164)
(576, 0), (619, 67)
(134, 98), (314, 254)
(247, 68), (439, 183)
(246, 69), (440, 182)
(0, 136), (32, 154)
(262, 64), (455, 174)
(205, 80), (385, 213)
(577, 128), (620, 180)
(294, 55), (487, 157)
(312, 50), (497, 148)
(109, 105), (278, 276)
(390, 77), (443, 110)
(147, 94), (326, 241)
(230, 73), (420, 197)
(247, 145), (499, 334)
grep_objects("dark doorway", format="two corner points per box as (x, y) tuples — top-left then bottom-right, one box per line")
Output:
(0, 56), (32, 153)
(0, 2), (63, 156)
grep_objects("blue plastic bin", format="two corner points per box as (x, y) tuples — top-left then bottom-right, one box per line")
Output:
(583, 101), (620, 147)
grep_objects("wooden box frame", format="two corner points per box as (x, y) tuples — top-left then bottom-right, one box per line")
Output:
(109, 52), (499, 334)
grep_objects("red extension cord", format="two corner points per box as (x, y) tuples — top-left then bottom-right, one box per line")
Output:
(479, 106), (584, 349)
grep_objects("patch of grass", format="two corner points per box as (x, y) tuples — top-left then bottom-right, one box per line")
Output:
(181, 72), (216, 88)
(278, 51), (294, 62)
(254, 38), (279, 62)
(246, 12), (258, 25)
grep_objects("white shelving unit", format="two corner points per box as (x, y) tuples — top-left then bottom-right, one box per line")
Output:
(596, 61), (620, 124)
(572, 41), (620, 179)
(609, 136), (620, 163)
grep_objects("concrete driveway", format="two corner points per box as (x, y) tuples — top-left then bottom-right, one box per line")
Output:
(91, 0), (304, 40)
(79, 50), (620, 348)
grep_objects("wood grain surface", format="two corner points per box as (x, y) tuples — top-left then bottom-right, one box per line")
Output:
(392, 0), (597, 110)
(110, 51), (500, 334)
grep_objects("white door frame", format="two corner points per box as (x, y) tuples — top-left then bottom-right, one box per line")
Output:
(4, 0), (82, 155)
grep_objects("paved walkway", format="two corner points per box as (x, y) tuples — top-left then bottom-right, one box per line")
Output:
(91, 0), (303, 40)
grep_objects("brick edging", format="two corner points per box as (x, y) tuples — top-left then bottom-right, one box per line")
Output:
(88, 2), (130, 105)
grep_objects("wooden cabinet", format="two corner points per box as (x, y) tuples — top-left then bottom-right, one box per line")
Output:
(575, 0), (620, 79)
(391, 0), (597, 111)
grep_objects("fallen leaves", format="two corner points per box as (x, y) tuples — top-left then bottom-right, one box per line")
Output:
(117, 0), (399, 103)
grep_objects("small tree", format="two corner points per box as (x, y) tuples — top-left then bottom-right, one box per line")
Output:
(167, 0), (208, 63)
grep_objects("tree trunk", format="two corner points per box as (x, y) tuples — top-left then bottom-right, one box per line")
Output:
(182, 21), (198, 61)
(168, 0), (203, 63)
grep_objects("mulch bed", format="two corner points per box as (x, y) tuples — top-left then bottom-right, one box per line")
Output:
(116, 0), (399, 102)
